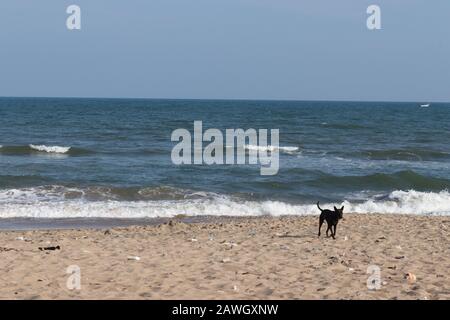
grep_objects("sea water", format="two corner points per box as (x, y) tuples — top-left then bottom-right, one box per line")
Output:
(1, 97), (450, 220)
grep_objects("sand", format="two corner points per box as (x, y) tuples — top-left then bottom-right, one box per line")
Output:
(0, 214), (449, 300)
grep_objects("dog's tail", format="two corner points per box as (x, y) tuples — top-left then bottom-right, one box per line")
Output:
(317, 201), (323, 212)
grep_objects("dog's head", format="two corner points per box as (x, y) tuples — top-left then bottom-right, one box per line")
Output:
(334, 206), (344, 219)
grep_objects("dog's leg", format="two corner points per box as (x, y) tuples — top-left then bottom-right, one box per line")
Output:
(318, 217), (324, 237)
(326, 224), (331, 237)
(332, 224), (337, 239)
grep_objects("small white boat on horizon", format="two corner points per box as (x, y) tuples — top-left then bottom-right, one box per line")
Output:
(420, 103), (430, 108)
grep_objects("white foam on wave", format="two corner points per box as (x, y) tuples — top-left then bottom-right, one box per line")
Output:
(245, 145), (300, 154)
(0, 197), (322, 219)
(29, 144), (71, 154)
(0, 188), (449, 218)
(0, 186), (81, 204)
(343, 189), (450, 215)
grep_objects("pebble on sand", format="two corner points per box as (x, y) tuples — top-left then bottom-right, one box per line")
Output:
(405, 273), (417, 284)
(127, 256), (141, 261)
(15, 236), (32, 242)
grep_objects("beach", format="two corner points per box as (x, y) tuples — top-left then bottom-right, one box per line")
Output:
(0, 214), (448, 300)
(2, 0), (450, 305)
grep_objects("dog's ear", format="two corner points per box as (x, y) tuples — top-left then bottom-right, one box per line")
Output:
(334, 206), (338, 211)
(341, 206), (344, 211)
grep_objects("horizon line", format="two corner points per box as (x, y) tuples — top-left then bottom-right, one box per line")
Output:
(0, 95), (447, 104)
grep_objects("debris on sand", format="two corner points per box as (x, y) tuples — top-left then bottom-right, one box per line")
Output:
(0, 247), (18, 252)
(127, 256), (141, 261)
(222, 242), (238, 249)
(405, 273), (417, 284)
(39, 246), (60, 251)
(15, 236), (32, 242)
(387, 265), (397, 270)
(328, 256), (339, 264)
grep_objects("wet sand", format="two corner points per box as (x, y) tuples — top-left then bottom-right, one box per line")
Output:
(0, 214), (449, 299)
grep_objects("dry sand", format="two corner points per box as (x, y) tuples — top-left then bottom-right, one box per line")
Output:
(0, 214), (449, 300)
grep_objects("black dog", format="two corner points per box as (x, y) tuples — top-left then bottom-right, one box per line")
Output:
(317, 202), (344, 239)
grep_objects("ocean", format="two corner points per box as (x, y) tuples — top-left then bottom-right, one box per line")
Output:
(1, 97), (450, 221)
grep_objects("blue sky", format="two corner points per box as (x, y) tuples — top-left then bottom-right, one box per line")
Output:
(0, 0), (449, 101)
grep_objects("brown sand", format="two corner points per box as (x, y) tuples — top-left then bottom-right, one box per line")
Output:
(0, 214), (449, 300)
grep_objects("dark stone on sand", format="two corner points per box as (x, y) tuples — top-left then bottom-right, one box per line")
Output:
(39, 245), (60, 251)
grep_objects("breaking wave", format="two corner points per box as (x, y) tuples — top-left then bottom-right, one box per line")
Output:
(29, 144), (71, 154)
(343, 190), (450, 215)
(0, 186), (449, 218)
(0, 185), (219, 203)
(245, 144), (300, 154)
(0, 145), (92, 156)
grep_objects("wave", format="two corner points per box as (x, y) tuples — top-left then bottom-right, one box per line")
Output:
(0, 198), (308, 219)
(0, 145), (92, 156)
(0, 187), (449, 218)
(0, 185), (222, 204)
(360, 148), (450, 161)
(0, 143), (302, 157)
(323, 148), (450, 163)
(29, 144), (70, 154)
(244, 144), (300, 154)
(0, 175), (54, 188)
(309, 170), (450, 191)
(343, 190), (450, 215)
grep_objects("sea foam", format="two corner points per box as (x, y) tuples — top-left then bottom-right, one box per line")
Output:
(29, 144), (71, 154)
(343, 189), (450, 215)
(245, 145), (300, 154)
(0, 188), (449, 218)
